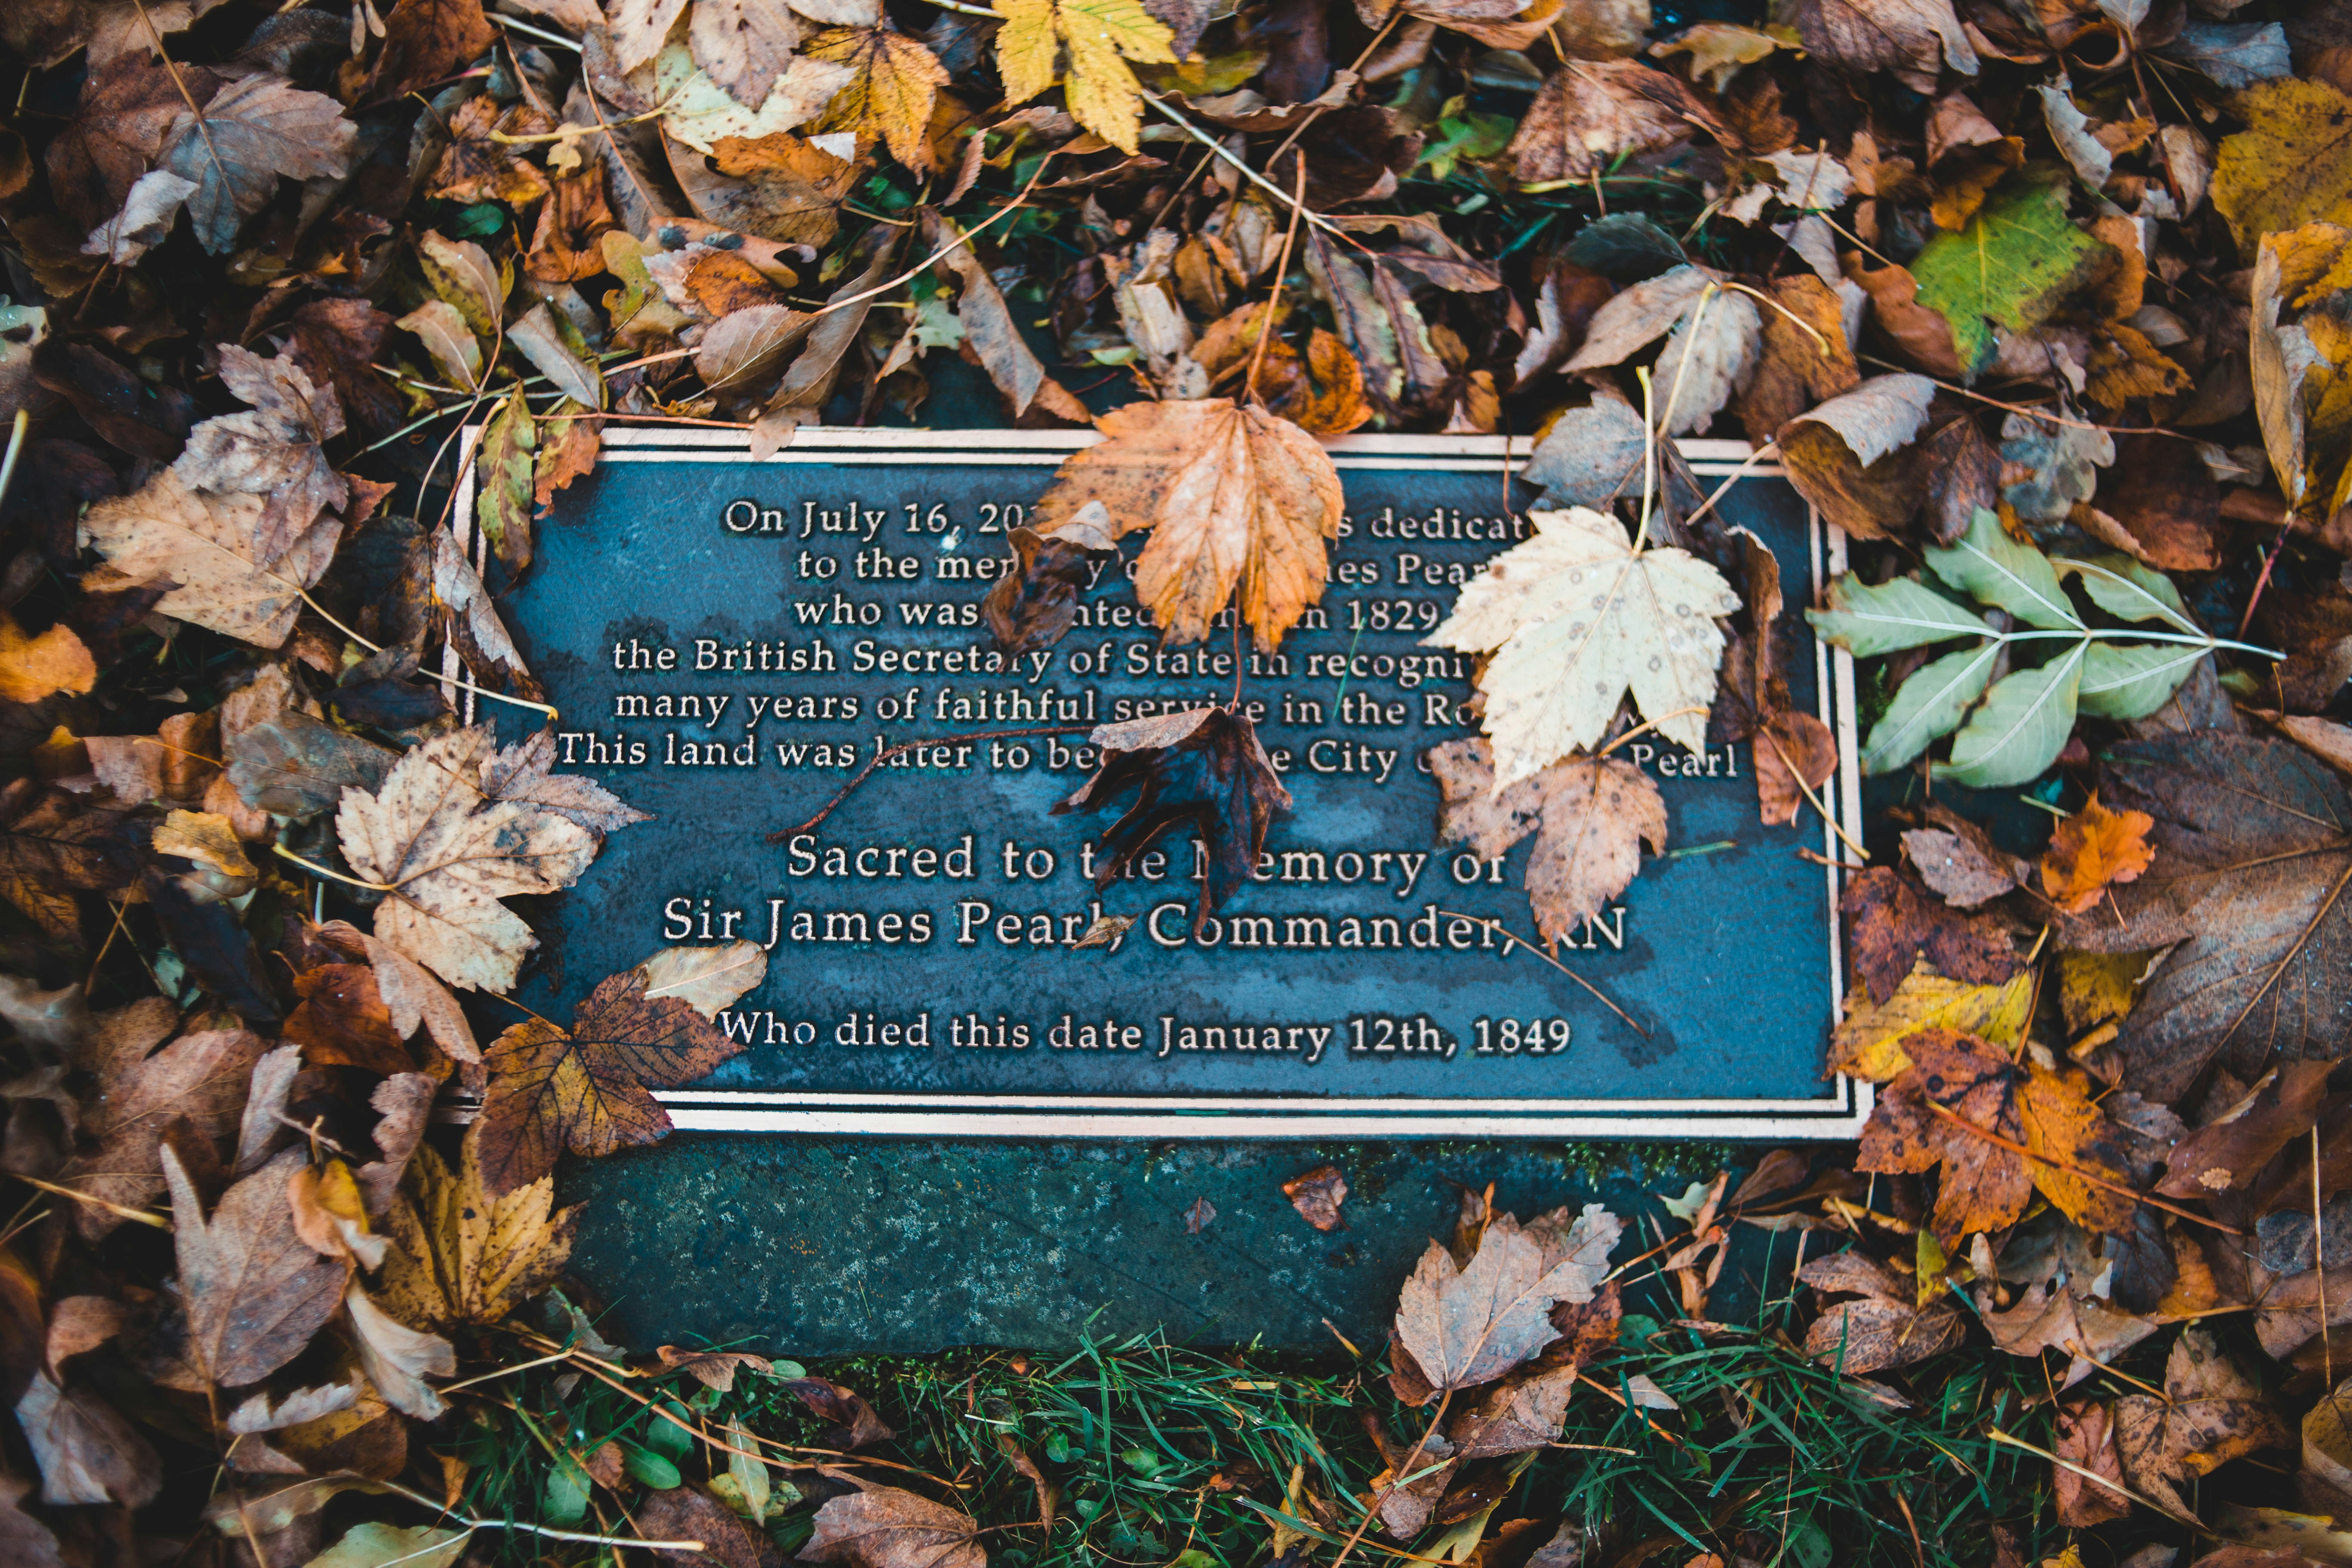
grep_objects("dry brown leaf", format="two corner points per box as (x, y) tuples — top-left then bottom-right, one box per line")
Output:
(1755, 710), (1838, 827)
(1033, 399), (1342, 650)
(369, 0), (497, 104)
(2053, 1400), (2133, 1525)
(65, 1005), (260, 1240)
(707, 132), (864, 246)
(80, 470), (343, 650)
(1507, 61), (1710, 183)
(377, 1128), (580, 1332)
(927, 211), (1087, 422)
(1841, 864), (2022, 1005)
(345, 1283), (456, 1420)
(0, 617), (95, 704)
(1392, 1213), (1602, 1398)
(335, 726), (599, 993)
(157, 73), (357, 254)
(1282, 1164), (1348, 1230)
(315, 919), (479, 1063)
(802, 1482), (986, 1568)
(1797, 1251), (1968, 1373)
(2116, 1329), (2289, 1520)
(689, 0), (815, 108)
(478, 967), (746, 1194)
(1782, 0), (1977, 93)
(658, 1344), (778, 1391)
(1427, 737), (1666, 945)
(14, 1369), (160, 1507)
(164, 1146), (352, 1390)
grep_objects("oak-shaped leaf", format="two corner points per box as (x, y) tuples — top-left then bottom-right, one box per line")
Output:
(377, 1127), (580, 1331)
(157, 72), (358, 254)
(336, 726), (600, 994)
(801, 1481), (986, 1568)
(164, 1146), (352, 1390)
(1053, 707), (1291, 929)
(1390, 1212), (1606, 1402)
(1427, 506), (1739, 790)
(1428, 737), (1665, 946)
(479, 968), (747, 1194)
(1033, 399), (1343, 651)
(1859, 1028), (2138, 1242)
(80, 470), (343, 650)
(2061, 734), (2352, 1102)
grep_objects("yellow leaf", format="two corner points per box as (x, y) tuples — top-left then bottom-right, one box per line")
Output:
(2017, 1061), (2138, 1234)
(991, 0), (1173, 154)
(1829, 959), (2033, 1081)
(2212, 79), (2352, 257)
(0, 616), (95, 704)
(2058, 948), (2155, 1036)
(801, 25), (949, 173)
(377, 1127), (580, 1331)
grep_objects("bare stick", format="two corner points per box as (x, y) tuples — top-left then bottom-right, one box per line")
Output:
(1426, 907), (1647, 1035)
(769, 727), (1094, 842)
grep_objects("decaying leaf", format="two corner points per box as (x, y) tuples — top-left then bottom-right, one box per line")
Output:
(1283, 1164), (1348, 1230)
(1032, 399), (1342, 650)
(1428, 737), (1666, 945)
(1392, 1212), (1607, 1399)
(801, 25), (952, 172)
(378, 1129), (581, 1332)
(478, 967), (746, 1194)
(157, 74), (358, 254)
(164, 1147), (352, 1390)
(2040, 795), (2156, 914)
(1798, 1250), (1968, 1374)
(802, 1482), (986, 1568)
(1428, 506), (1739, 788)
(81, 471), (343, 650)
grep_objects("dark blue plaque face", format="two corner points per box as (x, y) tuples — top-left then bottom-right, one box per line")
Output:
(494, 429), (1866, 1138)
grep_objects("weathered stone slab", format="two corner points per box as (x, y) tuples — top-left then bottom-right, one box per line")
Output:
(499, 429), (1863, 1139)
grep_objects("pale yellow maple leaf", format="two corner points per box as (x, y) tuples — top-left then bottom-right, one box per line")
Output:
(335, 726), (598, 993)
(1427, 506), (1740, 788)
(993, 0), (1174, 154)
(377, 1129), (579, 1332)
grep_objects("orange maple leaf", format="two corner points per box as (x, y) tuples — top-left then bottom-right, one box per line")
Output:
(2040, 794), (2156, 913)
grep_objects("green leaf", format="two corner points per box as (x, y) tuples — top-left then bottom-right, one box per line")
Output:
(542, 1455), (591, 1525)
(1862, 642), (2000, 774)
(1923, 506), (2080, 630)
(1937, 643), (2086, 788)
(1910, 182), (2109, 377)
(474, 385), (537, 571)
(2061, 554), (2201, 633)
(626, 1446), (683, 1490)
(1807, 574), (1997, 656)
(305, 1524), (471, 1568)
(2078, 641), (2207, 719)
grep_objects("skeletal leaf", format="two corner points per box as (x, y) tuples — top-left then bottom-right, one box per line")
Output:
(1427, 507), (1739, 788)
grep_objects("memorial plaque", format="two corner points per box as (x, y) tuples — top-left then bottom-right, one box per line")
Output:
(487, 428), (1866, 1139)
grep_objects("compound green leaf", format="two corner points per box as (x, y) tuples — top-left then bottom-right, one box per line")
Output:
(1807, 574), (1997, 657)
(1862, 641), (1999, 775)
(1924, 505), (2080, 630)
(1937, 642), (2085, 788)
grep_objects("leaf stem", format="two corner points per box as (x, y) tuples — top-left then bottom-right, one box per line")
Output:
(272, 845), (398, 893)
(296, 589), (560, 722)
(12, 1175), (172, 1230)
(1139, 93), (1350, 242)
(0, 409), (28, 514)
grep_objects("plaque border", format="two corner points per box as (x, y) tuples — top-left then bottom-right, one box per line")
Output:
(461, 427), (1871, 1141)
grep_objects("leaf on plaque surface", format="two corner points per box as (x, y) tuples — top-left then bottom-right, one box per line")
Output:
(802, 1483), (986, 1568)
(1033, 398), (1342, 650)
(165, 1147), (352, 1390)
(157, 74), (358, 254)
(1754, 709), (1838, 826)
(335, 725), (599, 993)
(1427, 737), (1665, 945)
(1427, 506), (1738, 789)
(635, 939), (769, 1019)
(1054, 706), (1291, 924)
(1909, 182), (2108, 377)
(802, 25), (952, 171)
(478, 967), (744, 1193)
(80, 470), (343, 650)
(994, 0), (1176, 155)
(2040, 794), (2156, 914)
(378, 1128), (580, 1331)
(479, 729), (651, 836)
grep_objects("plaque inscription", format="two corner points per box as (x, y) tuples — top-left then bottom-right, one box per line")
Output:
(491, 429), (1866, 1137)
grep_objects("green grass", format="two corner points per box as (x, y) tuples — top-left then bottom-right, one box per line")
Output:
(422, 1266), (2071, 1568)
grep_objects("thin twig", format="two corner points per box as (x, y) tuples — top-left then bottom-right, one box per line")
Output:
(1245, 157), (1309, 403)
(1764, 727), (1869, 863)
(1139, 93), (1349, 241)
(1919, 1100), (2241, 1233)
(767, 726), (1092, 842)
(12, 1175), (172, 1230)
(274, 845), (398, 893)
(354, 1475), (709, 1550)
(0, 409), (28, 513)
(1426, 907), (1646, 1035)
(297, 589), (558, 722)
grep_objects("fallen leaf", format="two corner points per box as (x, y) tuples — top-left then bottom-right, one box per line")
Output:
(174, 345), (349, 563)
(46, 53), (216, 235)
(707, 132), (864, 246)
(782, 1375), (897, 1446)
(1506, 61), (1710, 183)
(1053, 707), (1291, 926)
(368, 0), (496, 104)
(636, 939), (769, 1019)
(984, 524), (1107, 657)
(802, 1482), (986, 1568)
(2250, 224), (2352, 535)
(2052, 1400), (2134, 1525)
(1902, 820), (2021, 907)
(378, 1129), (580, 1331)
(0, 617), (95, 704)
(80, 470), (343, 650)
(689, 0), (816, 108)
(478, 967), (746, 1193)
(1909, 183), (2107, 377)
(473, 385), (538, 570)
(1183, 1196), (1215, 1233)
(1782, 0), (1977, 93)
(345, 1283), (456, 1420)
(1283, 1164), (1348, 1230)
(994, 0), (1175, 154)
(306, 1523), (470, 1568)
(1392, 1213), (1599, 1398)
(336, 725), (600, 993)
(1427, 505), (1739, 788)
(2040, 795), (2156, 914)
(2156, 1061), (2333, 1199)
(66, 1006), (262, 1240)
(1774, 372), (1938, 540)
(926, 211), (1088, 421)
(14, 1370), (160, 1507)
(2064, 734), (2352, 1102)
(2212, 80), (2352, 257)
(1033, 398), (1342, 650)
(1427, 737), (1666, 945)
(1755, 710), (1838, 826)
(1829, 961), (2034, 1081)
(165, 1147), (352, 1389)
(802, 24), (952, 171)
(2115, 1329), (2289, 1520)
(659, 1344), (777, 1391)
(158, 73), (358, 254)
(479, 729), (650, 836)
(639, 1482), (764, 1568)
(1797, 1251), (1967, 1373)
